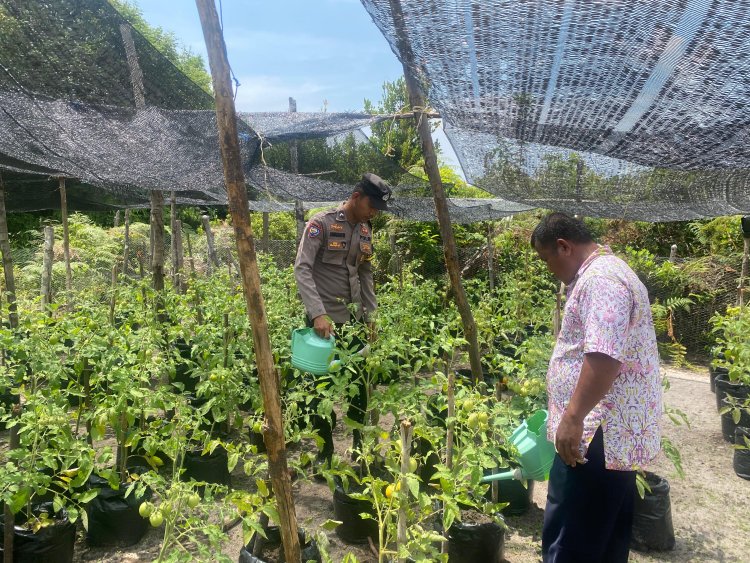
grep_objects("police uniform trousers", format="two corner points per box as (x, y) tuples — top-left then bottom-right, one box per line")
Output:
(303, 317), (369, 460)
(542, 426), (636, 563)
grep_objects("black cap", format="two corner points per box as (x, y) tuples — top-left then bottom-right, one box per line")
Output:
(360, 172), (392, 210)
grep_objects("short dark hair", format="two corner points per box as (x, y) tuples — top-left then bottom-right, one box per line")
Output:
(530, 212), (593, 249)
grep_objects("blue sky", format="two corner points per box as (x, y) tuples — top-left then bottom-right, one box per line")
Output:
(136, 0), (404, 112)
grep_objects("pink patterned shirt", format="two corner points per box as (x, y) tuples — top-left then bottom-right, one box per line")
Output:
(547, 246), (662, 470)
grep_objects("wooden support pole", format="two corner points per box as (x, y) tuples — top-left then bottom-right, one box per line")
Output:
(174, 219), (185, 293)
(740, 237), (749, 307)
(150, 191), (165, 293)
(262, 212), (270, 252)
(114, 210), (121, 228)
(202, 214), (220, 274)
(669, 244), (678, 263)
(171, 191), (177, 284)
(186, 229), (195, 276)
(122, 209), (131, 276)
(59, 178), (73, 303)
(195, 3), (301, 562)
(487, 223), (495, 291)
(294, 200), (305, 247)
(389, 0), (483, 384)
(446, 370), (455, 471)
(553, 282), (564, 339)
(0, 174), (18, 328)
(398, 419), (414, 563)
(41, 225), (54, 312)
(3, 405), (20, 563)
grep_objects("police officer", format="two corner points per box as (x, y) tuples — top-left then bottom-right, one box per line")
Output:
(294, 172), (392, 464)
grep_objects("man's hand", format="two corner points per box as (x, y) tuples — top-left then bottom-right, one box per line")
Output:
(555, 411), (585, 467)
(313, 315), (334, 339)
(367, 322), (377, 343)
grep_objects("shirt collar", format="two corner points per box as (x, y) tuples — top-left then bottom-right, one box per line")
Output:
(570, 245), (612, 286)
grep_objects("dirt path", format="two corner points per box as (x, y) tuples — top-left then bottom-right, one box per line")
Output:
(503, 365), (750, 563)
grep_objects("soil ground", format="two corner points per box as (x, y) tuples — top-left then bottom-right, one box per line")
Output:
(71, 364), (750, 562)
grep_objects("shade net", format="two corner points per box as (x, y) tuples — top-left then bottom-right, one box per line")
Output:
(361, 0), (750, 220)
(0, 0), (525, 223)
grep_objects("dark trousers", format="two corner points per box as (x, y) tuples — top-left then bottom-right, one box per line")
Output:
(542, 426), (636, 563)
(304, 318), (368, 460)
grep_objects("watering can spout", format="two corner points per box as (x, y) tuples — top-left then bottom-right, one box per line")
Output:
(481, 410), (556, 484)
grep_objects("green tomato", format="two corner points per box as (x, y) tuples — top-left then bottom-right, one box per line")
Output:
(149, 511), (164, 527)
(187, 493), (200, 509)
(478, 412), (489, 425)
(252, 421), (263, 434)
(462, 399), (476, 413)
(467, 413), (479, 429)
(138, 502), (152, 518)
(408, 458), (418, 473)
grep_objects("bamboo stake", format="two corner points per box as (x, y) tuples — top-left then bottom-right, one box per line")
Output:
(553, 282), (565, 339)
(389, 0), (483, 384)
(114, 210), (121, 228)
(171, 191), (177, 285)
(446, 371), (455, 471)
(0, 174), (18, 328)
(195, 3), (300, 561)
(59, 178), (73, 305)
(41, 225), (54, 312)
(398, 419), (414, 563)
(3, 404), (20, 563)
(150, 191), (165, 293)
(202, 214), (219, 273)
(122, 209), (130, 276)
(186, 229), (195, 276)
(174, 219), (185, 293)
(739, 236), (749, 307)
(487, 223), (495, 292)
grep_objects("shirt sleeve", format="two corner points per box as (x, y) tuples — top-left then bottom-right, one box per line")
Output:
(579, 275), (632, 363)
(359, 256), (377, 322)
(294, 218), (327, 321)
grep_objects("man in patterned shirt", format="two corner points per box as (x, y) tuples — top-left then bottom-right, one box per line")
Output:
(531, 212), (661, 563)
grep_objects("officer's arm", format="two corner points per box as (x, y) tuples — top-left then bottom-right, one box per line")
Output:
(294, 220), (327, 321)
(359, 254), (377, 323)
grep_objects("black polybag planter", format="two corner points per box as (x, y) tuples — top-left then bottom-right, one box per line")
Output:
(631, 472), (675, 552)
(332, 478), (378, 545)
(238, 526), (321, 563)
(734, 427), (750, 480)
(0, 503), (76, 563)
(720, 398), (750, 442)
(182, 445), (231, 486)
(447, 519), (505, 563)
(714, 372), (750, 411)
(709, 365), (728, 393)
(85, 472), (152, 547)
(483, 475), (534, 516)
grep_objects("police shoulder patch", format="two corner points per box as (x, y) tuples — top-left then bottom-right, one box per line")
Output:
(308, 222), (321, 238)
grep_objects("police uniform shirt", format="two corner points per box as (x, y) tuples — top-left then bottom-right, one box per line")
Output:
(294, 206), (376, 324)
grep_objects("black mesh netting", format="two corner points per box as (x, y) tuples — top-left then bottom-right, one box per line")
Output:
(361, 0), (750, 220)
(0, 0), (525, 223)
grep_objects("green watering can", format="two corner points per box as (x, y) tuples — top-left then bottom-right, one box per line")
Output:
(481, 409), (556, 483)
(290, 327), (339, 375)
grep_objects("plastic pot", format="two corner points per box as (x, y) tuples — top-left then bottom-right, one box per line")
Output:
(734, 427), (750, 480)
(181, 445), (230, 486)
(331, 478), (378, 545)
(709, 365), (728, 393)
(631, 472), (675, 552)
(715, 372), (750, 411)
(483, 475), (535, 516)
(447, 517), (505, 563)
(239, 526), (321, 563)
(0, 503), (76, 563)
(720, 398), (750, 443)
(85, 472), (152, 547)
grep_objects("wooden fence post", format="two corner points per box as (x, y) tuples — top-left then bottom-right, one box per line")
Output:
(59, 178), (73, 304)
(41, 225), (54, 311)
(487, 223), (495, 291)
(195, 3), (301, 561)
(122, 209), (130, 276)
(0, 174), (18, 329)
(202, 215), (220, 274)
(388, 0), (483, 383)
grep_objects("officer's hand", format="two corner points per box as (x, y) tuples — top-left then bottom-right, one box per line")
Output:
(313, 315), (334, 339)
(367, 322), (377, 343)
